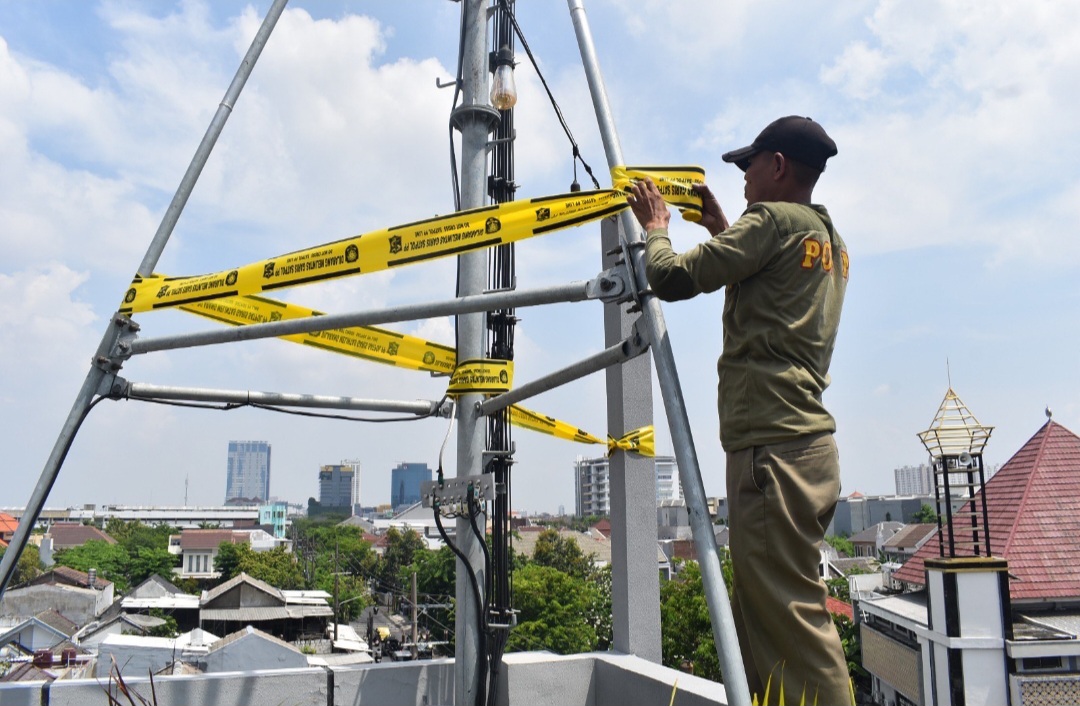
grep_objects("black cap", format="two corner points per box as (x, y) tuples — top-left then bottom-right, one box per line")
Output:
(722, 116), (838, 172)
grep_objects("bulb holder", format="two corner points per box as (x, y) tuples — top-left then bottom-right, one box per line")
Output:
(489, 45), (518, 111)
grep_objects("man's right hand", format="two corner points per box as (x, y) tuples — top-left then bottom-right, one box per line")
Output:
(628, 178), (671, 232)
(693, 183), (729, 236)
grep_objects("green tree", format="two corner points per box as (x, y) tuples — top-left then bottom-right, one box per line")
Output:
(128, 547), (179, 587)
(411, 545), (456, 600)
(530, 529), (593, 580)
(214, 542), (247, 582)
(586, 563), (612, 650)
(660, 560), (720, 680)
(380, 528), (425, 591)
(833, 612), (868, 691)
(53, 540), (131, 592)
(561, 515), (607, 533)
(910, 503), (939, 524)
(0, 543), (43, 586)
(213, 543), (304, 589)
(826, 576), (851, 602)
(824, 534), (854, 557)
(106, 519), (177, 555)
(507, 563), (598, 655)
(147, 609), (179, 638)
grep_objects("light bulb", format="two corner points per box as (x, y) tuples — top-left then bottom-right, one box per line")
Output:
(490, 63), (517, 111)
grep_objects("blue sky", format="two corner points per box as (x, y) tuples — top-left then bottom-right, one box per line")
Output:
(1, 1), (1078, 514)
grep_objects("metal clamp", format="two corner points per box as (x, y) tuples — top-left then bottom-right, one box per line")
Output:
(422, 474), (496, 510)
(92, 315), (140, 395)
(586, 264), (631, 303)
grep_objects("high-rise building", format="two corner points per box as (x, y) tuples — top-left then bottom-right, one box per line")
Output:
(390, 462), (431, 510)
(318, 464), (355, 511)
(225, 441), (271, 504)
(654, 456), (682, 504)
(342, 458), (362, 515)
(574, 455), (679, 517)
(894, 463), (933, 495)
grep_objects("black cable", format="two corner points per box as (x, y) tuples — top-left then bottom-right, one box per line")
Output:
(496, 0), (601, 189)
(124, 396), (441, 424)
(447, 0), (469, 211)
(434, 503), (488, 706)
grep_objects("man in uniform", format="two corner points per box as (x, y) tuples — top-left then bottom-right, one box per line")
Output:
(627, 116), (851, 705)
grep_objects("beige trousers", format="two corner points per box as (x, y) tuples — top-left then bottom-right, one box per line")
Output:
(726, 432), (852, 706)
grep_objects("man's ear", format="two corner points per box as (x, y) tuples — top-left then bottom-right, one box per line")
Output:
(771, 152), (787, 181)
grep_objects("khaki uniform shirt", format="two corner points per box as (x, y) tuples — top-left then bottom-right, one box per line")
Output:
(645, 201), (848, 452)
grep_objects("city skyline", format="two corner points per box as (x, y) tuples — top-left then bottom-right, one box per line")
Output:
(1, 2), (1078, 516)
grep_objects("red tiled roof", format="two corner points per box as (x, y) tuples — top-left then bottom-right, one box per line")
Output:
(826, 596), (854, 620)
(893, 421), (1080, 602)
(178, 529), (245, 550)
(0, 512), (18, 537)
(29, 565), (113, 589)
(47, 523), (117, 548)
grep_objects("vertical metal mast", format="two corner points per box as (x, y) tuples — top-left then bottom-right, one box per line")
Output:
(451, 1), (500, 703)
(567, 2), (752, 704)
(0, 0), (290, 598)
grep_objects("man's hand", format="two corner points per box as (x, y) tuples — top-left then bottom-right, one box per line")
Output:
(628, 178), (670, 232)
(693, 183), (729, 236)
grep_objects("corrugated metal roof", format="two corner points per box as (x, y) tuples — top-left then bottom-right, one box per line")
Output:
(200, 605), (332, 622)
(894, 420), (1080, 602)
(121, 595), (201, 610)
(202, 572), (283, 604)
(201, 607), (291, 622)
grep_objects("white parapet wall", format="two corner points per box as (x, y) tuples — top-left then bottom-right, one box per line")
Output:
(2, 651), (729, 706)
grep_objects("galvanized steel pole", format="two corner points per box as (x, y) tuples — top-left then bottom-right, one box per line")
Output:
(452, 1), (499, 703)
(567, 2), (752, 704)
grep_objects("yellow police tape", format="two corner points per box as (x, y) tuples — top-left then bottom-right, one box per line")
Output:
(609, 165), (704, 223)
(447, 359), (514, 396)
(184, 294), (649, 453)
(607, 425), (655, 457)
(508, 404), (654, 457)
(180, 295), (456, 374)
(119, 166), (705, 314)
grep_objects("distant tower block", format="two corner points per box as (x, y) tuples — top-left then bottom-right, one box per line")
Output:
(917, 387), (1011, 706)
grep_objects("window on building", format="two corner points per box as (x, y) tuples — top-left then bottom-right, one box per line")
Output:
(1020, 656), (1063, 672)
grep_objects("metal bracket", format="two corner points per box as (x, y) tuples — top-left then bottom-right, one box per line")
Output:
(91, 315), (140, 396)
(623, 321), (650, 358)
(421, 474), (496, 510)
(619, 238), (647, 306)
(449, 103), (501, 134)
(585, 265), (631, 303)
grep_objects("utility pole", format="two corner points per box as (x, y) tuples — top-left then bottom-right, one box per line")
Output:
(451, 0), (500, 703)
(334, 537), (340, 643)
(411, 571), (419, 660)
